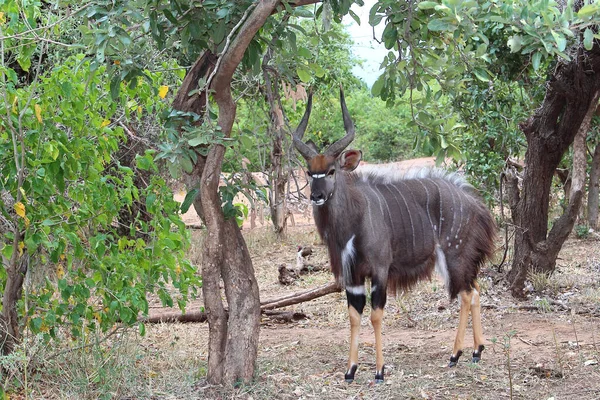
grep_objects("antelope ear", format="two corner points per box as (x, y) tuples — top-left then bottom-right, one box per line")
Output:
(339, 149), (362, 171)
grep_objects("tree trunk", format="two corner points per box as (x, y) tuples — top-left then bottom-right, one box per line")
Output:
(171, 0), (281, 385)
(588, 142), (600, 230)
(508, 43), (600, 297)
(263, 48), (288, 237)
(1, 255), (27, 356)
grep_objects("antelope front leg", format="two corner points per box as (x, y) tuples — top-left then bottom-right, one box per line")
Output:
(345, 285), (366, 383)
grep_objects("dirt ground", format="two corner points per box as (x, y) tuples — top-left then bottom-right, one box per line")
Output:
(139, 223), (600, 400)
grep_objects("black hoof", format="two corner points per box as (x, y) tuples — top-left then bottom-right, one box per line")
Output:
(448, 350), (463, 367)
(472, 345), (485, 363)
(375, 365), (385, 383)
(345, 364), (357, 383)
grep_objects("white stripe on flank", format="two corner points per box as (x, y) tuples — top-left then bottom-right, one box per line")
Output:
(346, 285), (365, 295)
(428, 179), (444, 237)
(440, 179), (458, 237)
(435, 245), (450, 293)
(391, 183), (416, 254)
(342, 235), (357, 286)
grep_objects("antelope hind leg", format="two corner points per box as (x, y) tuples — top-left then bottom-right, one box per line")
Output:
(371, 280), (387, 382)
(470, 282), (485, 362)
(449, 290), (472, 367)
(345, 286), (366, 382)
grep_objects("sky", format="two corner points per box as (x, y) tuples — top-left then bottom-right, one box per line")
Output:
(346, 0), (389, 87)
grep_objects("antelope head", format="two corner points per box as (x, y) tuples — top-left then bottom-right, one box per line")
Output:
(293, 89), (362, 206)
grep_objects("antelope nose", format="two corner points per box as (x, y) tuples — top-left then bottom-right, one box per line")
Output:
(311, 192), (324, 202)
(310, 192), (326, 205)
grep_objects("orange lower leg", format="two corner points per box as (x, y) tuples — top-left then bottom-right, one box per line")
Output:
(345, 306), (361, 381)
(471, 282), (485, 361)
(450, 290), (472, 366)
(371, 308), (384, 382)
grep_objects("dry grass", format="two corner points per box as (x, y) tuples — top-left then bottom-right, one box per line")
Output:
(4, 226), (600, 399)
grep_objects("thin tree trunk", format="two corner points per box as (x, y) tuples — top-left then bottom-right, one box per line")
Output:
(588, 142), (600, 230)
(508, 43), (600, 297)
(1, 255), (27, 356)
(263, 47), (288, 237)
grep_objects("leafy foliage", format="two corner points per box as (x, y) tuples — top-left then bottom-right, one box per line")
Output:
(0, 48), (199, 341)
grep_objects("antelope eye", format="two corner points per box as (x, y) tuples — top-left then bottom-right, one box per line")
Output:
(327, 169), (335, 176)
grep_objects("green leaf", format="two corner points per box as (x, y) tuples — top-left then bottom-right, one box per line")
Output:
(239, 135), (254, 150)
(371, 74), (385, 96)
(181, 189), (199, 213)
(188, 136), (209, 146)
(348, 9), (360, 25)
(297, 67), (311, 83)
(309, 63), (326, 78)
(473, 68), (490, 82)
(146, 193), (157, 208)
(297, 46), (311, 58)
(578, 4), (599, 18)
(551, 31), (567, 52)
(110, 76), (121, 100)
(418, 1), (439, 10)
(584, 28), (594, 51)
(180, 155), (193, 173)
(531, 52), (542, 70)
(427, 18), (453, 32)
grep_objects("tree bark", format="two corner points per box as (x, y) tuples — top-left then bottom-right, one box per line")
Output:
(263, 48), (289, 237)
(189, 0), (280, 385)
(1, 254), (27, 356)
(508, 43), (600, 297)
(588, 142), (600, 230)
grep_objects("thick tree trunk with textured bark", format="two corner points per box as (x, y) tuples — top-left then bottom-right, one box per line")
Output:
(171, 1), (281, 385)
(588, 142), (600, 230)
(507, 44), (600, 297)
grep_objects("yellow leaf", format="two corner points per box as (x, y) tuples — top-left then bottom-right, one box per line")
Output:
(137, 106), (142, 114)
(12, 96), (18, 113)
(34, 104), (42, 123)
(175, 264), (182, 275)
(158, 85), (169, 99)
(18, 241), (24, 257)
(101, 119), (111, 127)
(0, 12), (6, 25)
(56, 264), (65, 279)
(14, 202), (25, 218)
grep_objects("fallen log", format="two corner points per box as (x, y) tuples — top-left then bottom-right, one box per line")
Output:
(261, 281), (341, 310)
(143, 281), (342, 324)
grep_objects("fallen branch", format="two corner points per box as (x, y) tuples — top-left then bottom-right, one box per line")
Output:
(482, 303), (600, 317)
(143, 281), (341, 324)
(260, 281), (341, 310)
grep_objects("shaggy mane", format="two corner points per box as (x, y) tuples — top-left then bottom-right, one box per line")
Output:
(354, 165), (472, 190)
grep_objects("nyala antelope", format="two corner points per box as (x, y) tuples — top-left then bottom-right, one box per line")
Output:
(293, 89), (496, 383)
